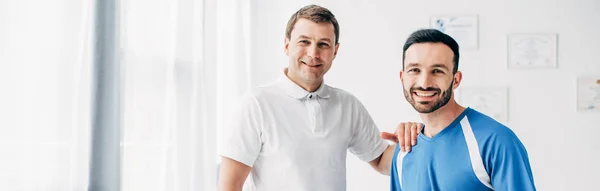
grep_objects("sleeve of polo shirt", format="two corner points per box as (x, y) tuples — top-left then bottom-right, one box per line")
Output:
(218, 93), (263, 167)
(348, 100), (388, 162)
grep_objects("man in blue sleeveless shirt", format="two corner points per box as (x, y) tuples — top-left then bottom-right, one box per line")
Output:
(390, 29), (536, 191)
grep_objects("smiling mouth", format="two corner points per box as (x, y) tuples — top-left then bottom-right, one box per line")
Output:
(302, 61), (322, 67)
(413, 92), (438, 97)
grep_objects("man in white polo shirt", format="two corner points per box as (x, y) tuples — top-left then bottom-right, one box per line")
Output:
(218, 4), (420, 191)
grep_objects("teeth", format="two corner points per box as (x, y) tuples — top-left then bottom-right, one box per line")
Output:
(415, 92), (435, 97)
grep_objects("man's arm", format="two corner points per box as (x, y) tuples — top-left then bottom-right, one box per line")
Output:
(489, 132), (537, 190)
(218, 157), (251, 191)
(218, 94), (262, 190)
(368, 144), (396, 175)
(369, 122), (422, 175)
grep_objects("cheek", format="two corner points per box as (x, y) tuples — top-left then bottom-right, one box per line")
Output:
(402, 77), (416, 88)
(321, 50), (335, 59)
(435, 79), (452, 90)
(402, 83), (412, 92)
(291, 46), (304, 56)
(324, 48), (334, 54)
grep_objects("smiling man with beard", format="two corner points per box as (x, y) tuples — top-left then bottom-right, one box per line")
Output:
(390, 29), (537, 191)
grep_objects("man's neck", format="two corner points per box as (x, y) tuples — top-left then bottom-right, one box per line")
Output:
(285, 68), (322, 92)
(420, 100), (465, 138)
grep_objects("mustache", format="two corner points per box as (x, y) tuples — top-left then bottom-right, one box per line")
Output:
(410, 87), (441, 93)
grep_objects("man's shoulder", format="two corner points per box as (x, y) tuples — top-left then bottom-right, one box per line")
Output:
(325, 85), (359, 99)
(466, 109), (520, 143)
(230, 84), (278, 111)
(466, 110), (531, 171)
(245, 80), (284, 99)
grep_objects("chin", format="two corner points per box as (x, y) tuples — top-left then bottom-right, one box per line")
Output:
(302, 73), (323, 80)
(414, 103), (439, 114)
(415, 107), (433, 113)
(417, 108), (437, 114)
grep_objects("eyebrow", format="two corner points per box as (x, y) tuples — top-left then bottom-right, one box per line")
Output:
(298, 35), (310, 40)
(297, 35), (333, 43)
(432, 64), (450, 70)
(405, 63), (450, 70)
(319, 38), (333, 44)
(405, 63), (420, 68)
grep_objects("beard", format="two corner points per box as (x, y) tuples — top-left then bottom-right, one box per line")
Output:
(403, 81), (453, 113)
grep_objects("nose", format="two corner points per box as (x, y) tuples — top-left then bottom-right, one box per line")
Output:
(306, 44), (320, 59)
(416, 73), (434, 90)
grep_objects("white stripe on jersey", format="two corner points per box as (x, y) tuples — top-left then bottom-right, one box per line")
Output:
(460, 116), (495, 190)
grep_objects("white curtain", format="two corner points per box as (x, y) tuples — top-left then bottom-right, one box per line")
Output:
(0, 0), (94, 190)
(119, 0), (250, 190)
(0, 0), (251, 190)
(119, 0), (207, 190)
(215, 0), (253, 163)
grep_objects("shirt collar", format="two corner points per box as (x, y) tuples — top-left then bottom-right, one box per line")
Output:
(278, 68), (331, 99)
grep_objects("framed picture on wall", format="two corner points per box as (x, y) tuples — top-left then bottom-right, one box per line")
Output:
(458, 87), (508, 123)
(577, 75), (600, 112)
(430, 15), (479, 50)
(507, 33), (558, 69)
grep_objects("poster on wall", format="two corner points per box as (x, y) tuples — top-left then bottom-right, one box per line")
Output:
(430, 15), (479, 50)
(577, 76), (600, 112)
(459, 87), (508, 123)
(507, 33), (557, 69)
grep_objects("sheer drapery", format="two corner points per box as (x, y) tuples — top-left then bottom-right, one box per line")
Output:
(0, 0), (94, 190)
(0, 0), (250, 190)
(119, 0), (250, 190)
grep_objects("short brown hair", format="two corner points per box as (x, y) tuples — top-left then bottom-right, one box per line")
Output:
(285, 5), (340, 44)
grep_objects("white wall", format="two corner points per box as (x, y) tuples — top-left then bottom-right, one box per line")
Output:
(250, 0), (600, 190)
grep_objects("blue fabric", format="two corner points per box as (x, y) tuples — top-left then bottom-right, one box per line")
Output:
(390, 108), (536, 191)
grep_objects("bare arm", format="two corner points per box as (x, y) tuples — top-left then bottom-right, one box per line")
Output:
(368, 144), (397, 175)
(370, 122), (423, 175)
(218, 156), (251, 191)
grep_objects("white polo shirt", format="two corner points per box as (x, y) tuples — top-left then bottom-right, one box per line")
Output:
(219, 70), (388, 191)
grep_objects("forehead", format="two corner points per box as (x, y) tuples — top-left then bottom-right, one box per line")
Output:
(290, 18), (336, 40)
(404, 42), (454, 68)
